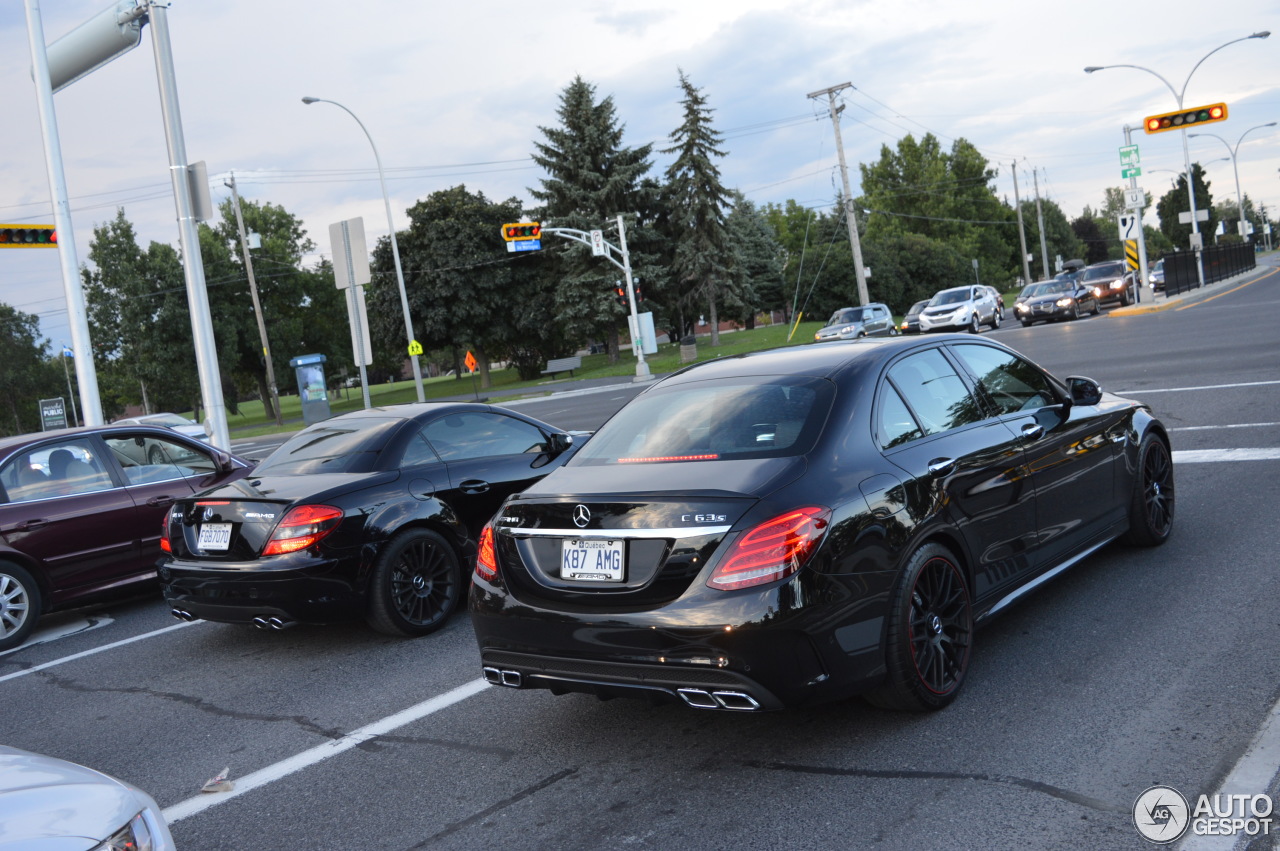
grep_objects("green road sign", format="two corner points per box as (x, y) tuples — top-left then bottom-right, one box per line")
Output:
(1119, 145), (1140, 167)
(1121, 166), (1142, 179)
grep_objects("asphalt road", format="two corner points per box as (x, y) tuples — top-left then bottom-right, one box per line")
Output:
(2, 260), (1277, 850)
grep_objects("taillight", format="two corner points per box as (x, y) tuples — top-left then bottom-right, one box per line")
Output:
(262, 505), (343, 556)
(475, 523), (498, 581)
(707, 507), (831, 591)
(160, 513), (172, 554)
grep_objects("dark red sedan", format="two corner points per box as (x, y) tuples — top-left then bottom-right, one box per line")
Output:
(0, 424), (252, 650)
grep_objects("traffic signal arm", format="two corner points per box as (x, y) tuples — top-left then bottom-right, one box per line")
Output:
(1144, 103), (1228, 134)
(0, 225), (57, 247)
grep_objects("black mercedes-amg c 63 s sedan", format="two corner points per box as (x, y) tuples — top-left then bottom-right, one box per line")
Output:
(470, 336), (1174, 712)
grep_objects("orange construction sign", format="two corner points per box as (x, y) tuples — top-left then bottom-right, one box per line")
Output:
(464, 351), (477, 373)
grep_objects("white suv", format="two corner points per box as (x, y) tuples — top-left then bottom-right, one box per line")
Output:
(917, 285), (1002, 333)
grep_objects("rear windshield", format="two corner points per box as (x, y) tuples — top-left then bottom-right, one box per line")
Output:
(1082, 264), (1124, 281)
(254, 418), (401, 475)
(570, 377), (834, 466)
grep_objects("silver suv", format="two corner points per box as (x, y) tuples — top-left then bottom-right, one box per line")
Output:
(814, 303), (897, 341)
(917, 285), (1002, 333)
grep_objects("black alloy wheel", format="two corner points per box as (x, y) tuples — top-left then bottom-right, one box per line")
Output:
(867, 543), (973, 711)
(1122, 434), (1175, 547)
(0, 562), (39, 652)
(366, 529), (462, 636)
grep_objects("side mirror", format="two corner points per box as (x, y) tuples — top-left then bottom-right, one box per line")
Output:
(547, 432), (574, 456)
(1065, 375), (1103, 407)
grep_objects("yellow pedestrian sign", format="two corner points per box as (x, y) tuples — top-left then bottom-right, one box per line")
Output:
(408, 340), (423, 357)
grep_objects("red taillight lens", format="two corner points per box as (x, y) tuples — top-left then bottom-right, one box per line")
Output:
(475, 523), (498, 581)
(707, 507), (831, 591)
(262, 504), (343, 556)
(160, 513), (172, 553)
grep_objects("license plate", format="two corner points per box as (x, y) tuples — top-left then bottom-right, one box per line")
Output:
(560, 539), (624, 583)
(197, 523), (232, 551)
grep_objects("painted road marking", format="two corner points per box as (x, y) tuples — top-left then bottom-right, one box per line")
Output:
(1172, 423), (1280, 432)
(0, 620), (201, 685)
(1172, 449), (1280, 463)
(1116, 380), (1280, 395)
(162, 678), (490, 824)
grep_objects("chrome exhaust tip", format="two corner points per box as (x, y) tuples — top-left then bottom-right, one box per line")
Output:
(482, 667), (522, 687)
(266, 617), (295, 631)
(170, 608), (195, 622)
(677, 688), (719, 709)
(711, 691), (761, 711)
(252, 616), (271, 630)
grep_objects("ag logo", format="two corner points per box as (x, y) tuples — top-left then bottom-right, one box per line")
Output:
(1133, 785), (1190, 844)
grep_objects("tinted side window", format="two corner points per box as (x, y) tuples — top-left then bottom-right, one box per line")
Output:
(423, 413), (548, 462)
(887, 349), (985, 435)
(400, 431), (443, 468)
(1, 439), (113, 502)
(878, 385), (924, 449)
(951, 344), (1058, 415)
(105, 434), (219, 484)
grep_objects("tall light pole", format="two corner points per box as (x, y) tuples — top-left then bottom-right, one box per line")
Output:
(301, 96), (426, 403)
(1085, 31), (1270, 287)
(1189, 122), (1277, 239)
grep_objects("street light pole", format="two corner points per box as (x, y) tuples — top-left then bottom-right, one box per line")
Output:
(302, 96), (426, 403)
(1085, 31), (1270, 288)
(1188, 123), (1277, 239)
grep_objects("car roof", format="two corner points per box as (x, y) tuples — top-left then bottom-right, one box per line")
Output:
(0, 423), (216, 460)
(322, 401), (523, 426)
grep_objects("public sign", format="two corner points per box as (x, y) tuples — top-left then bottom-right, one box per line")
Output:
(1121, 166), (1142, 179)
(465, 351), (477, 373)
(1118, 214), (1139, 241)
(1124, 188), (1146, 210)
(39, 398), (67, 431)
(590, 229), (604, 257)
(408, 340), (424, 357)
(507, 240), (541, 253)
(1119, 145), (1140, 167)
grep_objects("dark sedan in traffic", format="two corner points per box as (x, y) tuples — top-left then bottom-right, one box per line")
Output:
(160, 403), (584, 637)
(471, 337), (1174, 712)
(0, 425), (252, 650)
(1014, 279), (1100, 326)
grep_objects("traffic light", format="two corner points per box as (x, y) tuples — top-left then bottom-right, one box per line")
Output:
(614, 286), (627, 307)
(634, 283), (644, 303)
(501, 222), (541, 241)
(0, 225), (57, 248)
(1143, 103), (1228, 134)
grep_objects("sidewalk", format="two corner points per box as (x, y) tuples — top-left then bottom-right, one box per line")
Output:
(1110, 253), (1276, 317)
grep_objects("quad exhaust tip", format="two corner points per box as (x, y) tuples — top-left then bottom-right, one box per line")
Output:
(170, 608), (196, 622)
(483, 667), (522, 687)
(677, 688), (761, 711)
(251, 615), (296, 631)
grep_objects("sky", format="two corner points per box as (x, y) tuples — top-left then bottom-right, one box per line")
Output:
(2, 0), (1277, 352)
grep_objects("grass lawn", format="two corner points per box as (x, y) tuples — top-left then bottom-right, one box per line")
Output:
(218, 318), (828, 438)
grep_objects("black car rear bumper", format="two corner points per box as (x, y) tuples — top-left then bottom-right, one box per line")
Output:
(160, 554), (365, 625)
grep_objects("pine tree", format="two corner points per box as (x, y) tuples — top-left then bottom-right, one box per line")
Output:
(531, 76), (653, 361)
(663, 70), (732, 346)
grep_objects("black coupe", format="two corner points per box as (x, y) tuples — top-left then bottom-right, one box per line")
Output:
(470, 337), (1174, 712)
(160, 403), (583, 637)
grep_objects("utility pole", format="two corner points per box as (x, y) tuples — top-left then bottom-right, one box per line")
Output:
(1033, 168), (1050, 279)
(226, 172), (282, 426)
(1011, 161), (1032, 285)
(807, 82), (869, 307)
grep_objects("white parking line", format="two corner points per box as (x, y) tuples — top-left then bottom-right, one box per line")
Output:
(1117, 380), (1280, 395)
(1178, 696), (1280, 851)
(0, 615), (114, 657)
(1172, 423), (1280, 432)
(162, 678), (490, 824)
(1172, 449), (1280, 463)
(0, 620), (201, 685)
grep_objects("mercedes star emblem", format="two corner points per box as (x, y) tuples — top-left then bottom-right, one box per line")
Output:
(572, 504), (591, 528)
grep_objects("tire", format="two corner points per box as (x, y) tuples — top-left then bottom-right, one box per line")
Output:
(1070, 304), (1080, 321)
(865, 543), (973, 712)
(147, 444), (165, 465)
(1121, 433), (1175, 547)
(968, 314), (980, 334)
(366, 529), (462, 637)
(991, 310), (1002, 330)
(1091, 299), (1101, 316)
(0, 563), (40, 652)
(1021, 320), (1033, 328)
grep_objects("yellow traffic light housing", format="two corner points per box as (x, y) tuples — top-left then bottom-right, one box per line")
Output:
(0, 225), (57, 247)
(1143, 103), (1228, 134)
(501, 222), (541, 241)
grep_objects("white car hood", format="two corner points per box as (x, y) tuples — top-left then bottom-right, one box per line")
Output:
(0, 747), (149, 851)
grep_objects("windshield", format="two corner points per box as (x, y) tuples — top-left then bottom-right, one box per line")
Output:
(907, 301), (928, 315)
(571, 377), (835, 466)
(142, 413), (191, 427)
(929, 289), (971, 307)
(1082, 264), (1123, 282)
(826, 308), (864, 325)
(254, 418), (400, 475)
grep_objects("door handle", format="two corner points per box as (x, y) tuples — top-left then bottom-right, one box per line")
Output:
(1020, 423), (1044, 441)
(927, 458), (956, 477)
(146, 495), (175, 507)
(16, 518), (48, 532)
(460, 479), (490, 494)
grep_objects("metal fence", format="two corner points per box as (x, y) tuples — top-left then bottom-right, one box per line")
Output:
(1161, 243), (1257, 297)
